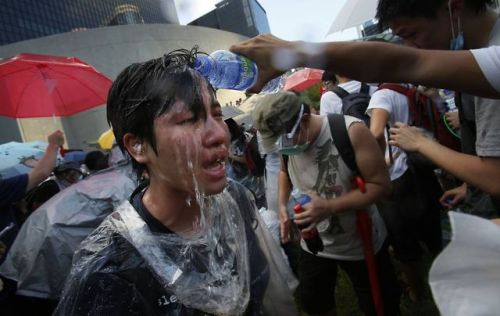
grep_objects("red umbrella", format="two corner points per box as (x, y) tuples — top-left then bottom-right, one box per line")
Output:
(283, 68), (324, 92)
(0, 53), (112, 118)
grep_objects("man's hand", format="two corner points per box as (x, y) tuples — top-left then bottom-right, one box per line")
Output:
(444, 111), (460, 129)
(439, 183), (466, 209)
(388, 122), (430, 152)
(293, 192), (331, 230)
(230, 34), (298, 93)
(278, 205), (291, 244)
(47, 130), (65, 147)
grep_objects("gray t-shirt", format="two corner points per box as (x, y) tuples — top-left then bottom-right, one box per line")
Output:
(287, 116), (386, 260)
(458, 16), (500, 218)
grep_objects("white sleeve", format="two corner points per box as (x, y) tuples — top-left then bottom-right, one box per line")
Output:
(366, 89), (394, 117)
(470, 46), (500, 92)
(320, 92), (343, 115)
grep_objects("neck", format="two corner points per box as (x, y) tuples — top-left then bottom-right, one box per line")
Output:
(307, 114), (324, 144)
(142, 178), (200, 235)
(462, 9), (498, 49)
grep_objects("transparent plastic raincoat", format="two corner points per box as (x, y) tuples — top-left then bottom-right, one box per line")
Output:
(55, 180), (298, 316)
(0, 159), (136, 299)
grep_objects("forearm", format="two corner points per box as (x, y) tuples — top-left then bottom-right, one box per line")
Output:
(300, 41), (420, 84)
(326, 182), (387, 214)
(300, 41), (497, 98)
(417, 138), (500, 197)
(28, 144), (59, 191)
(278, 169), (291, 212)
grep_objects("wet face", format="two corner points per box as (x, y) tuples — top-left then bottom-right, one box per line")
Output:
(143, 83), (230, 196)
(389, 7), (453, 49)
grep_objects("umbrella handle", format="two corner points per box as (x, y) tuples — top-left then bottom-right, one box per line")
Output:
(353, 176), (384, 316)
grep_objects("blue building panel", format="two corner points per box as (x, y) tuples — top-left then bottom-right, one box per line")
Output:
(0, 0), (179, 45)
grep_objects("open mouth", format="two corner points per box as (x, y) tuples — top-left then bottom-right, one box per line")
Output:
(208, 158), (225, 170)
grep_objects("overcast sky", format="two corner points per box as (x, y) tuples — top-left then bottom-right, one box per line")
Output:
(173, 0), (360, 42)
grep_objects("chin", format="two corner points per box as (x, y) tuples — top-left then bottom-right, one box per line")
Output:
(199, 177), (228, 196)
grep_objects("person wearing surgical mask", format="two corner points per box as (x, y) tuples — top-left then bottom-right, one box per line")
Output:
(252, 91), (400, 316)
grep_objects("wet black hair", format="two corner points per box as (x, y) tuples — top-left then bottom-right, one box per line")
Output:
(106, 46), (216, 177)
(376, 0), (497, 31)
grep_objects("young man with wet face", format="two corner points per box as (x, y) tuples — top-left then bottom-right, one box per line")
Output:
(55, 49), (297, 316)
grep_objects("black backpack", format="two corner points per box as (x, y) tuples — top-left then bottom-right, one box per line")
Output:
(332, 83), (371, 126)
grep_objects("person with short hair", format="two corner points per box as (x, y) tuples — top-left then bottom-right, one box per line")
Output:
(55, 48), (297, 316)
(253, 91), (400, 316)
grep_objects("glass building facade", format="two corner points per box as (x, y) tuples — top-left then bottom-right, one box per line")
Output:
(189, 0), (270, 38)
(1, 0), (179, 45)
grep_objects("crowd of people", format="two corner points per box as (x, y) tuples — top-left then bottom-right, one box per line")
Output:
(1, 0), (500, 315)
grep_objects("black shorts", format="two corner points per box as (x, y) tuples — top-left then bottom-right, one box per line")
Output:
(378, 164), (443, 262)
(297, 244), (401, 316)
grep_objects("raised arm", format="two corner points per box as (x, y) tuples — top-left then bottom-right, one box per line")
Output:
(27, 130), (65, 191)
(230, 34), (498, 98)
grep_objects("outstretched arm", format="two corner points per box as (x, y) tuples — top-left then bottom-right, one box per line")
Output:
(230, 34), (498, 98)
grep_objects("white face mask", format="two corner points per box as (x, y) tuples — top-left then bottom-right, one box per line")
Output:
(276, 104), (310, 155)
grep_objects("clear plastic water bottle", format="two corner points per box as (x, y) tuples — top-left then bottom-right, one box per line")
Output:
(290, 188), (324, 254)
(194, 50), (258, 90)
(439, 89), (457, 112)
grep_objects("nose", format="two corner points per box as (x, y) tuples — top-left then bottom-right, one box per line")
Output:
(202, 116), (229, 148)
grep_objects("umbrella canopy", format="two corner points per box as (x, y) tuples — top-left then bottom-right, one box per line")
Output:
(283, 68), (324, 92)
(97, 128), (115, 150)
(327, 0), (377, 35)
(0, 141), (47, 179)
(0, 53), (112, 118)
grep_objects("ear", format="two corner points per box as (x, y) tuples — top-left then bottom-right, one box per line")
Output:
(123, 133), (149, 164)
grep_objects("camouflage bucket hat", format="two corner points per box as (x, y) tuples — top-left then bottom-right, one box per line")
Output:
(251, 91), (302, 153)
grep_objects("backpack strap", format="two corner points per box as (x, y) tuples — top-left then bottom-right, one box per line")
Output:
(360, 82), (370, 94)
(331, 86), (350, 99)
(327, 113), (360, 175)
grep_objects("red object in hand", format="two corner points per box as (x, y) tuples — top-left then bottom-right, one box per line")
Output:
(353, 175), (383, 316)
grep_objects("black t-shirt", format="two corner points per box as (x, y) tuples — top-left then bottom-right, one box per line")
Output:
(56, 181), (269, 316)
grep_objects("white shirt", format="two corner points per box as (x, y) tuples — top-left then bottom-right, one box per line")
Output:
(471, 46), (500, 92)
(366, 88), (409, 181)
(320, 80), (377, 115)
(287, 116), (386, 260)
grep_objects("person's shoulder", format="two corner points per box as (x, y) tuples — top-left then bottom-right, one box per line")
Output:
(321, 90), (340, 102)
(227, 179), (253, 203)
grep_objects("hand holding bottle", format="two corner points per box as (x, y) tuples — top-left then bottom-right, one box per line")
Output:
(291, 189), (324, 254)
